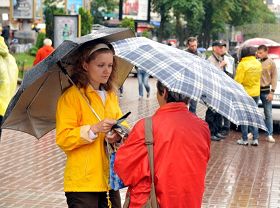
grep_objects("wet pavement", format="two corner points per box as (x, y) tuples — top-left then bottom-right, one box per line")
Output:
(1, 77), (280, 208)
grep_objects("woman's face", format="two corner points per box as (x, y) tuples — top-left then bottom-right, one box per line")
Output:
(84, 51), (113, 89)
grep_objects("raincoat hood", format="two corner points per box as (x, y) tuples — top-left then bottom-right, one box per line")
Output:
(0, 36), (9, 57)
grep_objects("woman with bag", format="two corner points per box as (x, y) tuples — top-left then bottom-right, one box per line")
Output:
(115, 81), (211, 208)
(56, 41), (127, 208)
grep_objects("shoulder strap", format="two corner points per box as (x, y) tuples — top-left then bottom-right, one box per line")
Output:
(144, 117), (158, 207)
(145, 117), (155, 184)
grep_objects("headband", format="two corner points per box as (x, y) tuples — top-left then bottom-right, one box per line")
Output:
(88, 43), (110, 57)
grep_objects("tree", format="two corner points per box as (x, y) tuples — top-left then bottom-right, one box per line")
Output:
(90, 0), (117, 24)
(79, 7), (93, 36)
(43, 0), (65, 41)
(151, 0), (173, 42)
(120, 17), (135, 32)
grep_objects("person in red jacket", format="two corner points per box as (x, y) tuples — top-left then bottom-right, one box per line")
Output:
(33, 38), (54, 65)
(115, 80), (211, 208)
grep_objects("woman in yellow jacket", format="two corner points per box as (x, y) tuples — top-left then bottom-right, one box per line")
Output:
(56, 41), (125, 207)
(234, 46), (262, 146)
(0, 36), (18, 137)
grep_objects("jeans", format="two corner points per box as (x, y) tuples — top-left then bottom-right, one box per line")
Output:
(137, 70), (150, 97)
(241, 96), (259, 141)
(189, 99), (197, 114)
(260, 91), (273, 136)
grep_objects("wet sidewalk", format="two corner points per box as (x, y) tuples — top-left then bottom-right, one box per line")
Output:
(1, 77), (280, 208)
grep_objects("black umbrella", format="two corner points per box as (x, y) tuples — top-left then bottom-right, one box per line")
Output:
(2, 28), (134, 139)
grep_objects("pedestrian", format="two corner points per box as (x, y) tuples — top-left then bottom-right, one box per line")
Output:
(235, 46), (262, 146)
(33, 38), (54, 65)
(114, 80), (210, 208)
(0, 36), (18, 137)
(206, 40), (229, 141)
(185, 37), (203, 114)
(256, 45), (277, 143)
(56, 41), (127, 208)
(136, 66), (150, 99)
(1, 25), (10, 48)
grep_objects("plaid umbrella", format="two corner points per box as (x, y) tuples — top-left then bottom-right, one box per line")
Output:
(112, 37), (267, 130)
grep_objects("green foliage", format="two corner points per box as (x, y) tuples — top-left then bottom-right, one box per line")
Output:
(29, 46), (38, 56)
(13, 53), (35, 73)
(120, 17), (135, 32)
(79, 7), (93, 35)
(151, 0), (277, 46)
(35, 33), (46, 49)
(90, 0), (117, 24)
(28, 33), (46, 56)
(43, 0), (66, 41)
(141, 30), (152, 38)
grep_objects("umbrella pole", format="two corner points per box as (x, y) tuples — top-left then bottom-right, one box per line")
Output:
(57, 61), (102, 121)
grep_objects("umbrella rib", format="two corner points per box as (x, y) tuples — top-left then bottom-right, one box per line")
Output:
(26, 73), (53, 136)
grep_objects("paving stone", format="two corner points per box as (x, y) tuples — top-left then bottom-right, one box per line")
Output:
(1, 77), (280, 207)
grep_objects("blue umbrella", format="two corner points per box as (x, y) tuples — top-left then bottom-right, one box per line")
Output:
(112, 37), (267, 131)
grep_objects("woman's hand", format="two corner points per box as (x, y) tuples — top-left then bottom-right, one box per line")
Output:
(106, 130), (122, 144)
(90, 119), (116, 134)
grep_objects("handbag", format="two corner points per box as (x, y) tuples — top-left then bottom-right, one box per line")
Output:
(108, 124), (130, 191)
(123, 117), (159, 208)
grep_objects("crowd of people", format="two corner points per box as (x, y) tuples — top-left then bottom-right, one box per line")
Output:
(0, 29), (278, 207)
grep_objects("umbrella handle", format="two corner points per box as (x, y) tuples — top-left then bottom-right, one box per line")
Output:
(57, 61), (102, 121)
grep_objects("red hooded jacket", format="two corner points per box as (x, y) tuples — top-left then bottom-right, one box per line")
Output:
(33, 45), (54, 65)
(115, 102), (210, 208)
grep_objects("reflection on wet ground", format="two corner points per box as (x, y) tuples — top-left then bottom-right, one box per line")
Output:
(0, 77), (280, 207)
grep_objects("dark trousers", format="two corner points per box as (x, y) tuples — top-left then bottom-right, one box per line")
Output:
(205, 108), (222, 136)
(189, 99), (197, 114)
(65, 190), (121, 208)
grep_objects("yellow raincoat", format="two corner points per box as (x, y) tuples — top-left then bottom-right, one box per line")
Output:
(56, 84), (126, 192)
(0, 36), (18, 116)
(234, 56), (262, 97)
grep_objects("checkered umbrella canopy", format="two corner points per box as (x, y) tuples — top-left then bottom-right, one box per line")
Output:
(112, 37), (267, 131)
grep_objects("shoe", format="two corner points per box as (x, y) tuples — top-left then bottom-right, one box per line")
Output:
(120, 93), (123, 98)
(267, 135), (275, 143)
(147, 92), (150, 98)
(247, 133), (253, 140)
(220, 130), (229, 136)
(139, 96), (143, 100)
(237, 139), (248, 146)
(211, 135), (221, 141)
(251, 139), (259, 146)
(216, 133), (227, 139)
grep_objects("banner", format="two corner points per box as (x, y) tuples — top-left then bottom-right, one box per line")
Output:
(12, 0), (33, 19)
(122, 0), (149, 21)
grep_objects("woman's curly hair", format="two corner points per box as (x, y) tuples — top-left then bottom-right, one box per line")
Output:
(71, 40), (117, 91)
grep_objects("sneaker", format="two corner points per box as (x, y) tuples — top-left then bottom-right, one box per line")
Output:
(216, 133), (227, 139)
(267, 135), (275, 143)
(211, 135), (221, 141)
(147, 92), (150, 98)
(237, 139), (248, 146)
(251, 139), (259, 146)
(247, 133), (253, 140)
(220, 130), (229, 136)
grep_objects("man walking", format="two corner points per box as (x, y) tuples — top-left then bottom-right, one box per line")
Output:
(185, 37), (202, 114)
(257, 45), (278, 143)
